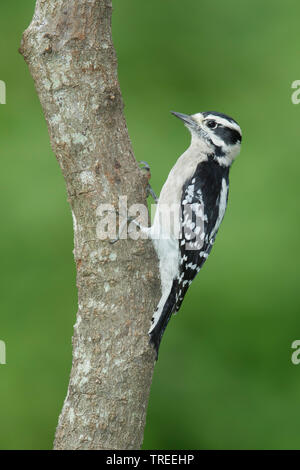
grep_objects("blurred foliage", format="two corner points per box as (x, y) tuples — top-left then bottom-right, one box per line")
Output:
(0, 0), (300, 449)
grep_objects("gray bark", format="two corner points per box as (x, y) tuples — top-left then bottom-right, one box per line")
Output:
(20, 0), (160, 450)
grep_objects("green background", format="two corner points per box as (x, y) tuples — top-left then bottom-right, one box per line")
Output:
(1, 0), (300, 449)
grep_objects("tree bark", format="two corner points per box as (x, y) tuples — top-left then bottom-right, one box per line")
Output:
(20, 0), (160, 450)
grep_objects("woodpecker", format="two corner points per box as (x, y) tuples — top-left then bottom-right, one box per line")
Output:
(143, 111), (242, 359)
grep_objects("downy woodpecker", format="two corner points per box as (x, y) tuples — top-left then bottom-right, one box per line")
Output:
(140, 111), (242, 358)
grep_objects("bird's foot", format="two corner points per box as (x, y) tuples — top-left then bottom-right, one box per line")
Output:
(139, 161), (158, 204)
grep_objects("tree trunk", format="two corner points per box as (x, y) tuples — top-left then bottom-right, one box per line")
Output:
(20, 0), (160, 450)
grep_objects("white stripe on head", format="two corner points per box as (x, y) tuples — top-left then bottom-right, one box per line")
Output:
(203, 113), (242, 136)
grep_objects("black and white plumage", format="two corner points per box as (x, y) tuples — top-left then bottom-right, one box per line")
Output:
(143, 111), (242, 358)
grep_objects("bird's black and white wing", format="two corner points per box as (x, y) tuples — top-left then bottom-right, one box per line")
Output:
(175, 160), (229, 312)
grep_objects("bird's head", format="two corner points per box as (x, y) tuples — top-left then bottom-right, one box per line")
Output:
(171, 110), (242, 166)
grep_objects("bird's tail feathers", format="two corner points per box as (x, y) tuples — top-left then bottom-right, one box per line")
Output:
(149, 281), (178, 360)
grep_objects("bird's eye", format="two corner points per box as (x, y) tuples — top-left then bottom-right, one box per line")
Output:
(206, 120), (217, 129)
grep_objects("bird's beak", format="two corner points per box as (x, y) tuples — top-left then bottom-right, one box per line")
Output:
(171, 111), (195, 127)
